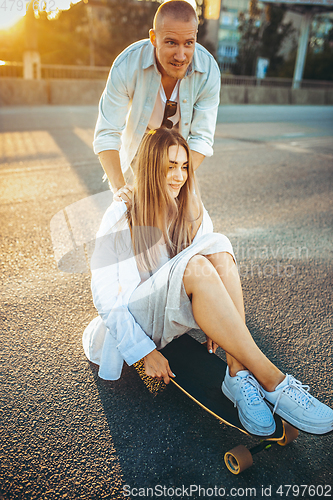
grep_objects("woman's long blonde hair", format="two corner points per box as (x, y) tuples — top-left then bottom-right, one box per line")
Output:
(128, 127), (202, 271)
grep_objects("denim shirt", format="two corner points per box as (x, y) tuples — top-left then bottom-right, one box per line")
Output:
(93, 39), (221, 173)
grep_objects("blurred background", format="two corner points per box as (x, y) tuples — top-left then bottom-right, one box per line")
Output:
(0, 0), (333, 102)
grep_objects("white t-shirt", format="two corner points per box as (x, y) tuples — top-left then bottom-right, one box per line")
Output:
(148, 81), (181, 130)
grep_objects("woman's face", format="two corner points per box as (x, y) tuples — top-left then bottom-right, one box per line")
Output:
(166, 145), (188, 198)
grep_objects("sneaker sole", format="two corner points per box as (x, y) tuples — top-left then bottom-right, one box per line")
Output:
(265, 403), (333, 435)
(222, 382), (276, 437)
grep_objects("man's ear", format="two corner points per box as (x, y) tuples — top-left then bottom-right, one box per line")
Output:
(149, 29), (157, 48)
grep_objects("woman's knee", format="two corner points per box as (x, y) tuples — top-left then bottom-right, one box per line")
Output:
(207, 251), (237, 276)
(183, 255), (218, 292)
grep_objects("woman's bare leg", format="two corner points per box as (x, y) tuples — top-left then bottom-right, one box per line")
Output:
(205, 252), (247, 377)
(183, 254), (285, 392)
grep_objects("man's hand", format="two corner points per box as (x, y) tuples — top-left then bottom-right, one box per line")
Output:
(113, 184), (133, 204)
(143, 350), (175, 384)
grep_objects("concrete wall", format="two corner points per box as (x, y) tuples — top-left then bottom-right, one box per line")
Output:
(48, 80), (105, 105)
(1, 78), (333, 106)
(0, 79), (49, 106)
(0, 78), (105, 106)
(220, 84), (333, 105)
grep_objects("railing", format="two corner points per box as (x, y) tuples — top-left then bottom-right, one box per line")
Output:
(0, 62), (110, 80)
(0, 61), (23, 78)
(221, 74), (333, 89)
(1, 61), (333, 89)
(41, 64), (110, 80)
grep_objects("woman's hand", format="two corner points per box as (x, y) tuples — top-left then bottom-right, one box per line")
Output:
(206, 335), (218, 354)
(143, 350), (175, 384)
(113, 184), (133, 205)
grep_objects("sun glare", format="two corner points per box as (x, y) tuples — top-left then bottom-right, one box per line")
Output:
(0, 9), (26, 30)
(0, 0), (81, 30)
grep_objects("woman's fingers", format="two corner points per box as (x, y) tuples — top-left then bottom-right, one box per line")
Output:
(165, 365), (176, 385)
(206, 336), (218, 354)
(143, 350), (175, 384)
(206, 336), (213, 353)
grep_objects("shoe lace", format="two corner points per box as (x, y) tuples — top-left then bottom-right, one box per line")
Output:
(272, 375), (315, 414)
(240, 374), (265, 406)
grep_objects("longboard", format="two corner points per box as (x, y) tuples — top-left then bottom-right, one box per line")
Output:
(160, 333), (298, 474)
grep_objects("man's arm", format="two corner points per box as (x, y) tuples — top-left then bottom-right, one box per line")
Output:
(191, 150), (205, 171)
(98, 150), (126, 193)
(186, 54), (221, 161)
(94, 61), (131, 189)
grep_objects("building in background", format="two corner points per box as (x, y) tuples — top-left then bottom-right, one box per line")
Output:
(216, 0), (333, 75)
(217, 0), (252, 73)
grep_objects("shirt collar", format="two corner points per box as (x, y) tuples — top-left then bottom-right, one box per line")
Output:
(142, 41), (205, 76)
(142, 41), (158, 71)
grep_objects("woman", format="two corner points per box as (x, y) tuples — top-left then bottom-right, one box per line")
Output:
(83, 128), (333, 437)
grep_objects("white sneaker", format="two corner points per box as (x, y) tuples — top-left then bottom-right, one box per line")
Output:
(222, 367), (276, 436)
(263, 374), (333, 435)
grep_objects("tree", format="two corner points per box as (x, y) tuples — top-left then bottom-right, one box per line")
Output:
(36, 2), (91, 65)
(277, 18), (333, 81)
(0, 0), (217, 67)
(232, 12), (262, 76)
(260, 6), (295, 76)
(196, 0), (217, 57)
(0, 0), (162, 66)
(98, 0), (161, 66)
(233, 0), (295, 76)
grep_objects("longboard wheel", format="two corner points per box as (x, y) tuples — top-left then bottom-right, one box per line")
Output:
(224, 445), (253, 474)
(277, 421), (299, 446)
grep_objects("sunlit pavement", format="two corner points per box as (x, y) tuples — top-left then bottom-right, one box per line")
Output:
(1, 105), (332, 499)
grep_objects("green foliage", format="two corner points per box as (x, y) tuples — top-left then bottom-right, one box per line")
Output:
(37, 3), (91, 65)
(303, 47), (333, 80)
(303, 23), (333, 80)
(0, 0), (161, 66)
(100, 0), (161, 66)
(277, 24), (333, 80)
(232, 14), (261, 76)
(196, 0), (217, 58)
(279, 40), (333, 81)
(233, 5), (295, 77)
(260, 6), (295, 76)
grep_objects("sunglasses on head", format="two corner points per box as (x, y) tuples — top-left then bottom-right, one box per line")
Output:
(161, 100), (177, 129)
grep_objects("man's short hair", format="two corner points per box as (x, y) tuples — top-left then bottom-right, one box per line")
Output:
(153, 0), (198, 30)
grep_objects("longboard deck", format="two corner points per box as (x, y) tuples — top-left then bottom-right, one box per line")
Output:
(161, 333), (284, 440)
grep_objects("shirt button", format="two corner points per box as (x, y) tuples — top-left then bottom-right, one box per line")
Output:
(183, 99), (187, 103)
(185, 122), (189, 126)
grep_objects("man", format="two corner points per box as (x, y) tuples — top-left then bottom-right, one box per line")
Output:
(93, 0), (221, 199)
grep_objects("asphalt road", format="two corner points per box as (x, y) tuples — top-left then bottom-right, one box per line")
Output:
(0, 105), (332, 500)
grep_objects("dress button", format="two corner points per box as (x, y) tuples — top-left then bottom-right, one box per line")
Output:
(183, 99), (187, 103)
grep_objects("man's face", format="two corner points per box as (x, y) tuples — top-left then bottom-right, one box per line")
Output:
(150, 15), (197, 80)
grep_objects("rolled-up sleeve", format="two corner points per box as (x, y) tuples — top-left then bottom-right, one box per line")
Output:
(93, 65), (130, 155)
(91, 207), (156, 365)
(187, 62), (221, 158)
